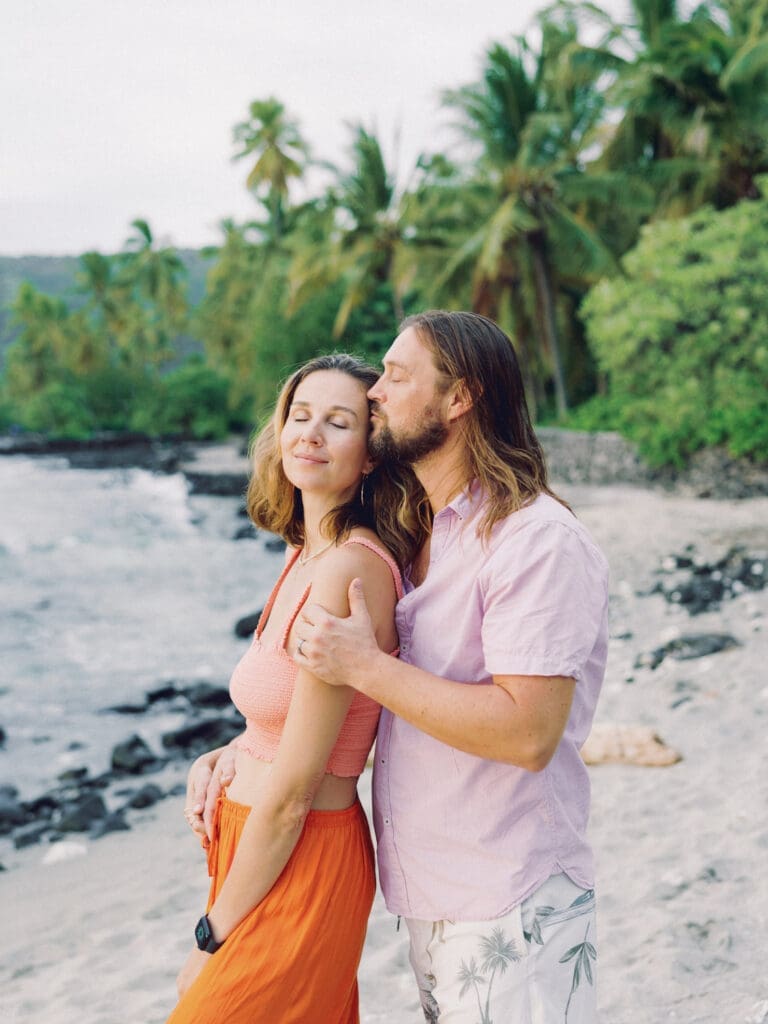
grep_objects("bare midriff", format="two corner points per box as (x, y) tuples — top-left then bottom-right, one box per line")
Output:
(226, 748), (360, 811)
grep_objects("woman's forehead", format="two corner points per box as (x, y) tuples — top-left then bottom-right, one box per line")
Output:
(292, 369), (368, 409)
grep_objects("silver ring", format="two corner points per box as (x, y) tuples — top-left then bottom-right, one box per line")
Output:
(298, 638), (305, 656)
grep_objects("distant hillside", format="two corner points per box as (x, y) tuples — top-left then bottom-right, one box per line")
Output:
(0, 249), (215, 360)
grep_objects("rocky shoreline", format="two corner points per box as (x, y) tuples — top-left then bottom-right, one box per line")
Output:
(2, 535), (764, 862)
(4, 463), (767, 1022)
(0, 681), (246, 857)
(2, 430), (767, 865)
(3, 428), (768, 498)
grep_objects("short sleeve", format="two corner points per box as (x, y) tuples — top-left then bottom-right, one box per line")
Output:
(481, 520), (608, 680)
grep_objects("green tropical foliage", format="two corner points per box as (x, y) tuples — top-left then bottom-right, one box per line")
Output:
(600, 0), (768, 212)
(579, 189), (768, 465)
(426, 12), (632, 415)
(2, 0), (767, 462)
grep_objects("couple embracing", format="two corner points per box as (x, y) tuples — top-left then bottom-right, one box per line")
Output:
(165, 310), (608, 1024)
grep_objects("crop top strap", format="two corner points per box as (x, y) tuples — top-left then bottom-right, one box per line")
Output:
(256, 547), (301, 641)
(279, 581), (312, 648)
(339, 537), (404, 600)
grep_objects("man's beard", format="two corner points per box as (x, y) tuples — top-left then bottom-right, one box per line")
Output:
(370, 410), (449, 465)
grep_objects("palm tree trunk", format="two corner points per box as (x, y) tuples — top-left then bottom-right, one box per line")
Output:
(528, 232), (568, 417)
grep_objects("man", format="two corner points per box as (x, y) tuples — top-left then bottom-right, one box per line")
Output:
(297, 310), (609, 1023)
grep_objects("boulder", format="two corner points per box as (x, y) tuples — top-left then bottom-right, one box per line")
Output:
(0, 787), (28, 834)
(91, 811), (131, 838)
(126, 783), (164, 809)
(234, 611), (262, 638)
(233, 523), (258, 541)
(161, 716), (243, 757)
(184, 682), (231, 709)
(111, 734), (160, 775)
(13, 823), (52, 849)
(636, 633), (740, 670)
(57, 792), (108, 832)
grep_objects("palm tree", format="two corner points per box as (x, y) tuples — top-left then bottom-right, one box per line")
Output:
(7, 284), (71, 395)
(288, 124), (415, 337)
(76, 251), (129, 353)
(116, 219), (188, 367)
(194, 219), (268, 413)
(232, 98), (310, 241)
(437, 16), (623, 416)
(602, 0), (768, 211)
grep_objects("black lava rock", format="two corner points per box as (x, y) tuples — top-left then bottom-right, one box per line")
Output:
(233, 523), (258, 541)
(655, 546), (767, 615)
(146, 683), (181, 705)
(636, 633), (740, 670)
(184, 682), (231, 709)
(91, 811), (131, 838)
(234, 611), (262, 638)
(0, 787), (28, 834)
(103, 702), (148, 715)
(57, 792), (108, 832)
(161, 716), (244, 757)
(111, 734), (160, 775)
(13, 823), (52, 849)
(126, 783), (164, 809)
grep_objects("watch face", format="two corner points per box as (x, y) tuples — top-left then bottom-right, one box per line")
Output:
(195, 917), (210, 948)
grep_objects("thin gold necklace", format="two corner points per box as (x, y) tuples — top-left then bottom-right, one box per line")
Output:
(298, 539), (335, 566)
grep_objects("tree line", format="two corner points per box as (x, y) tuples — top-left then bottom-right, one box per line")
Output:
(3, 0), (768, 465)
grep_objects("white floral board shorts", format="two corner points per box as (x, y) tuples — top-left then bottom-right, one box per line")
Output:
(406, 873), (597, 1023)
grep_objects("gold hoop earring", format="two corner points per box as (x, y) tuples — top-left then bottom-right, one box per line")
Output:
(360, 473), (369, 506)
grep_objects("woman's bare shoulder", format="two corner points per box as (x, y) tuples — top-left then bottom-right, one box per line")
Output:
(310, 532), (398, 613)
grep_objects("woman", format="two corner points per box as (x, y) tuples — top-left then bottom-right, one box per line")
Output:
(167, 354), (426, 1024)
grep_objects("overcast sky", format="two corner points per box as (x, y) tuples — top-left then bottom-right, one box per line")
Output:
(2, 0), (627, 256)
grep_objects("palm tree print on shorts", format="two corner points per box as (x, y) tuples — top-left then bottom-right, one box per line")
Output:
(456, 927), (521, 1024)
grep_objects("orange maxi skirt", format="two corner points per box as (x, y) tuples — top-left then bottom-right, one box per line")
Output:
(166, 795), (376, 1024)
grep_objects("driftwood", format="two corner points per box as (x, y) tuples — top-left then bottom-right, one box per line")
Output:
(581, 724), (682, 767)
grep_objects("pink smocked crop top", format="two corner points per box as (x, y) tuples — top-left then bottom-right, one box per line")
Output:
(229, 537), (403, 777)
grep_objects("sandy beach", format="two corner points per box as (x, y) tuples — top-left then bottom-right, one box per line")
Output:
(2, 481), (768, 1024)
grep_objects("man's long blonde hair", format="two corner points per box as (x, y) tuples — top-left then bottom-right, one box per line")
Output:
(401, 311), (569, 538)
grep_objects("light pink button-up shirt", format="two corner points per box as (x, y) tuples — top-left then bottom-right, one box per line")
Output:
(373, 488), (609, 921)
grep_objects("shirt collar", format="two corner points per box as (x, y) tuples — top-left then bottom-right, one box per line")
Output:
(440, 479), (483, 522)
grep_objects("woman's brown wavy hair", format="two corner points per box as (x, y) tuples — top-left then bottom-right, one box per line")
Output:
(400, 311), (569, 538)
(246, 353), (429, 569)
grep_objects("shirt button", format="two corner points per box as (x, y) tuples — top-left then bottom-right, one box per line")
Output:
(384, 817), (390, 825)
(380, 757), (386, 764)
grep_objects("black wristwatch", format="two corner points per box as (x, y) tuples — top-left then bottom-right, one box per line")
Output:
(194, 914), (224, 953)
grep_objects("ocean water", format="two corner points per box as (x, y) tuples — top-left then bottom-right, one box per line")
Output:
(0, 456), (285, 802)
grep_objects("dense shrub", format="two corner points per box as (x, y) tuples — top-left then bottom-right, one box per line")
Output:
(580, 190), (768, 466)
(134, 359), (231, 439)
(14, 378), (96, 438)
